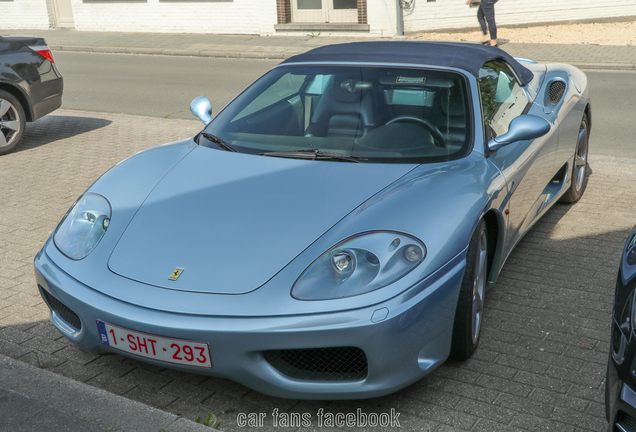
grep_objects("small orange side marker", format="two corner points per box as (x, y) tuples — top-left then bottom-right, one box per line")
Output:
(505, 210), (510, 215)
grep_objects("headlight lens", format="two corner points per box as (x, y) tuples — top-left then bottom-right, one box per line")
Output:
(292, 231), (426, 300)
(53, 193), (111, 260)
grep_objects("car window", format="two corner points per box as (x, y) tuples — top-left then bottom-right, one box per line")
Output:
(235, 73), (306, 121)
(204, 65), (472, 164)
(478, 60), (530, 138)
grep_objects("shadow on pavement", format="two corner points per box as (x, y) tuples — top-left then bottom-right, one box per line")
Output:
(16, 115), (113, 153)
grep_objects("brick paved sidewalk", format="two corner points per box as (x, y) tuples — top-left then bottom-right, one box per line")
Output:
(3, 28), (636, 70)
(1, 109), (630, 431)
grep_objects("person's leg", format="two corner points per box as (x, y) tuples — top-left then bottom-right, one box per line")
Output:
(480, 0), (497, 45)
(477, 5), (489, 43)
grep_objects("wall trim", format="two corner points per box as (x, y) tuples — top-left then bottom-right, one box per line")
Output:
(275, 23), (370, 32)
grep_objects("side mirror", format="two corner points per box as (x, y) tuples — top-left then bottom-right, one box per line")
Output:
(190, 96), (213, 125)
(488, 115), (551, 152)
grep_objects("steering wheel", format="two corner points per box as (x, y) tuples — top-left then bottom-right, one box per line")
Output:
(386, 116), (447, 148)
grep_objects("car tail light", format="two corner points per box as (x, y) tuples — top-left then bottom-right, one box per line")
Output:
(32, 46), (55, 63)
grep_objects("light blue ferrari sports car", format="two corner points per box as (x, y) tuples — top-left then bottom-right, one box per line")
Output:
(34, 42), (591, 399)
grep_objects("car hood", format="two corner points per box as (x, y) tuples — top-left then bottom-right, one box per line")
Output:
(108, 146), (417, 294)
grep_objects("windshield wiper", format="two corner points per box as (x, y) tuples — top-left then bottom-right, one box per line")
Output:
(258, 149), (366, 163)
(199, 132), (238, 152)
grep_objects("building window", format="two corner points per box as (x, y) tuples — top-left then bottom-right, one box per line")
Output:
(276, 0), (367, 24)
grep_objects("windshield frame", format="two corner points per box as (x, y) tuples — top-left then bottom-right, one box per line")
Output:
(201, 62), (475, 164)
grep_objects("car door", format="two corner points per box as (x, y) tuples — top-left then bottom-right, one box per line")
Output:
(482, 60), (559, 253)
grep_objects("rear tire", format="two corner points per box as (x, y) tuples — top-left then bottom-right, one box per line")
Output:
(560, 114), (589, 203)
(450, 219), (488, 361)
(0, 90), (26, 155)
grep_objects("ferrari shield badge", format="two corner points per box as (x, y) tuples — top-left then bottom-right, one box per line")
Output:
(169, 268), (184, 281)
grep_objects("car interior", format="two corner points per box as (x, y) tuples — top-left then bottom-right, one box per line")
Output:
(212, 66), (471, 162)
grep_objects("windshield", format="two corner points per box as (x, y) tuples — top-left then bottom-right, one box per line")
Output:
(203, 65), (472, 163)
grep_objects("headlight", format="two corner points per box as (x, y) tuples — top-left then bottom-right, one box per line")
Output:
(292, 231), (426, 300)
(53, 193), (111, 260)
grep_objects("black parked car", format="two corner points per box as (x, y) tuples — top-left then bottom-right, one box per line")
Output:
(0, 35), (63, 155)
(607, 225), (636, 431)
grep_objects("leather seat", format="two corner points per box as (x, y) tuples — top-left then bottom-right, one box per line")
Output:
(305, 75), (377, 139)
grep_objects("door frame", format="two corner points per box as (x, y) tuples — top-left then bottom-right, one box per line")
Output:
(290, 0), (358, 23)
(50, 0), (75, 28)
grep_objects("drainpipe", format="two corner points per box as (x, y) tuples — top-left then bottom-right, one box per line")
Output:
(396, 0), (404, 36)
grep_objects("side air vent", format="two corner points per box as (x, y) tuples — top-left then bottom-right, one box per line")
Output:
(549, 81), (566, 105)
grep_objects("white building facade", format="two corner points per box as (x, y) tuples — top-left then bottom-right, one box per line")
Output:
(1, 0), (635, 37)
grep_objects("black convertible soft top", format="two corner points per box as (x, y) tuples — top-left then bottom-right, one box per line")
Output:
(282, 41), (534, 86)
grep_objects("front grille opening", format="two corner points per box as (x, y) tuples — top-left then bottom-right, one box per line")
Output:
(263, 347), (368, 381)
(549, 81), (566, 105)
(616, 410), (636, 432)
(39, 286), (82, 331)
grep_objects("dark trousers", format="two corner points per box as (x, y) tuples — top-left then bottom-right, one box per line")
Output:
(477, 0), (497, 40)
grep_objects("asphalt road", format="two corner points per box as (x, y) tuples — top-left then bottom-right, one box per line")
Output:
(56, 52), (278, 119)
(55, 52), (636, 160)
(585, 70), (636, 159)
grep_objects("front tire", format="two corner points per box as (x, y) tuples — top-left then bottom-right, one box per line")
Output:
(0, 90), (26, 155)
(450, 219), (488, 361)
(560, 114), (589, 203)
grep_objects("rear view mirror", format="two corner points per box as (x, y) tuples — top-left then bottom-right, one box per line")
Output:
(190, 96), (213, 125)
(488, 115), (551, 152)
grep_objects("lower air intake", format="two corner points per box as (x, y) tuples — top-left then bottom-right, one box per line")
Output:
(39, 286), (82, 331)
(264, 347), (368, 381)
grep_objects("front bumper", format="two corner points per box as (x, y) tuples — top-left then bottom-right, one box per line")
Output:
(607, 356), (636, 432)
(607, 227), (636, 430)
(34, 247), (466, 400)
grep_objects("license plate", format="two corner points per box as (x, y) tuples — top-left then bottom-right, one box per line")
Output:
(96, 320), (212, 368)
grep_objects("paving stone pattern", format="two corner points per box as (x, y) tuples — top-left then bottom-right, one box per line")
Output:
(0, 109), (628, 431)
